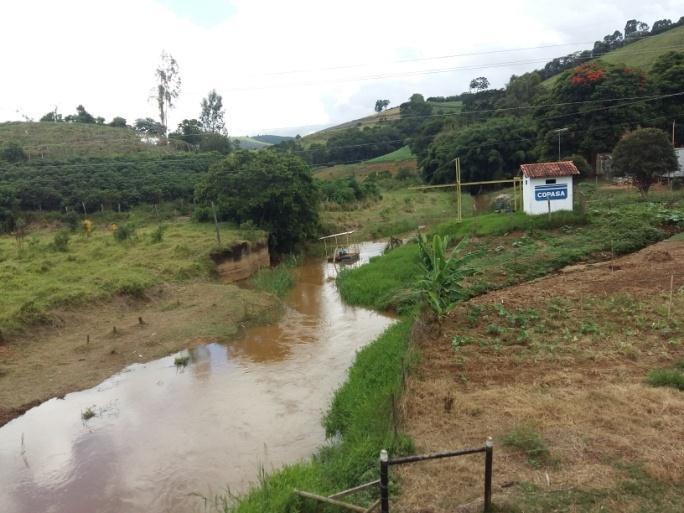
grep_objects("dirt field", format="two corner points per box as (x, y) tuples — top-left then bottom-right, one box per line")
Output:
(396, 239), (684, 512)
(0, 282), (277, 427)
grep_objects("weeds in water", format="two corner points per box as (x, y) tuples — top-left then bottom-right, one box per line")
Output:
(81, 406), (96, 421)
(249, 259), (296, 298)
(174, 354), (190, 367)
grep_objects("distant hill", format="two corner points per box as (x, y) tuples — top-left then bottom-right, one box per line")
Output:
(543, 24), (684, 87)
(251, 134), (292, 145)
(0, 122), (174, 160)
(233, 136), (272, 150)
(302, 100), (462, 147)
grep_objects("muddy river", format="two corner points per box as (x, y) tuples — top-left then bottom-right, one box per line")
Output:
(0, 242), (394, 513)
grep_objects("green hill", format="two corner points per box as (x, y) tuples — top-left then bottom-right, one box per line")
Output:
(543, 24), (684, 87)
(302, 100), (462, 147)
(0, 122), (174, 160)
(251, 135), (292, 145)
(233, 136), (272, 150)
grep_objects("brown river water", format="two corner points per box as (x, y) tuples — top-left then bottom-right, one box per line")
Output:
(0, 242), (394, 513)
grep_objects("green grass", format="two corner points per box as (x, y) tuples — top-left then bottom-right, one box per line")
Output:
(0, 121), (175, 159)
(647, 360), (684, 390)
(503, 424), (551, 468)
(499, 464), (684, 513)
(338, 186), (683, 312)
(227, 321), (414, 513)
(249, 259), (296, 298)
(367, 146), (414, 163)
(321, 189), (473, 241)
(0, 210), (264, 335)
(543, 25), (684, 87)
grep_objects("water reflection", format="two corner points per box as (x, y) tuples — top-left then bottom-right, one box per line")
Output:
(0, 242), (393, 513)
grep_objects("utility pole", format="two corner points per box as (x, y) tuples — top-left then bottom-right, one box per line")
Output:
(554, 128), (569, 161)
(673, 120), (676, 147)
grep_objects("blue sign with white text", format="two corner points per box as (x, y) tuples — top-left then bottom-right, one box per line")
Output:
(535, 183), (567, 201)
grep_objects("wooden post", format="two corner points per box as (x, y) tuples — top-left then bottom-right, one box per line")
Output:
(668, 273), (674, 319)
(211, 201), (221, 246)
(484, 437), (493, 513)
(547, 198), (551, 219)
(455, 158), (462, 222)
(380, 449), (389, 513)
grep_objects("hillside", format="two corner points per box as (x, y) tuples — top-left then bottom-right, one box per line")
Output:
(543, 24), (684, 86)
(0, 122), (173, 160)
(234, 136), (272, 150)
(302, 100), (462, 147)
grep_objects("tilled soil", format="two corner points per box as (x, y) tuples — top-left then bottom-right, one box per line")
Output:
(395, 239), (684, 512)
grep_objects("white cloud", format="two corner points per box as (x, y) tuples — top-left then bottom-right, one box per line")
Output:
(0, 0), (681, 135)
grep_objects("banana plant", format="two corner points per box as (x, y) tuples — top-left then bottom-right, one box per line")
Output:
(416, 233), (474, 319)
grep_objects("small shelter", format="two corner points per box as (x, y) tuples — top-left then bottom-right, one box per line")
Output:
(520, 161), (580, 215)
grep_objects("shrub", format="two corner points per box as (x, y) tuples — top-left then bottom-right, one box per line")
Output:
(150, 224), (166, 243)
(52, 231), (70, 252)
(113, 223), (135, 242)
(1, 142), (27, 163)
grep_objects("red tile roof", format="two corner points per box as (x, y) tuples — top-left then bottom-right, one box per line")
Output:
(520, 161), (580, 178)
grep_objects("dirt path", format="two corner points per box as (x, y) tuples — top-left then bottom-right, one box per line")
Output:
(0, 282), (277, 426)
(396, 239), (684, 512)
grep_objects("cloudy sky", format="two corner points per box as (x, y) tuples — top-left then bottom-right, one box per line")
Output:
(1, 0), (681, 136)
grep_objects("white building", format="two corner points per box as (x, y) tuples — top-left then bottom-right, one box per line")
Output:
(520, 161), (580, 216)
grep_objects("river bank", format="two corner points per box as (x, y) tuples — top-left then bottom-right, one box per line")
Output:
(0, 243), (394, 513)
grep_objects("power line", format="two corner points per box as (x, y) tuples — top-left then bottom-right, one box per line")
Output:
(261, 32), (684, 76)
(12, 91), (683, 154)
(216, 46), (684, 92)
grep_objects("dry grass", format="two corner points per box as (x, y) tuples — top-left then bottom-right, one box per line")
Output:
(394, 240), (684, 512)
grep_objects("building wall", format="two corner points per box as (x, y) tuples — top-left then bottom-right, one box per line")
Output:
(522, 175), (574, 215)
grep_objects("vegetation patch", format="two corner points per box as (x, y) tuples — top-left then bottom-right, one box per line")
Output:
(249, 259), (296, 298)
(647, 361), (684, 391)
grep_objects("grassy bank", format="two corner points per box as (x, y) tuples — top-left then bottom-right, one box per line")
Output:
(321, 189), (474, 241)
(338, 186), (683, 311)
(226, 320), (414, 512)
(0, 211), (263, 335)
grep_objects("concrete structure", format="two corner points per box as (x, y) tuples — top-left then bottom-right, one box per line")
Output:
(520, 161), (580, 216)
(661, 148), (684, 179)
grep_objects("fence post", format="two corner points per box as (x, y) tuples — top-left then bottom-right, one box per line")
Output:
(484, 437), (493, 513)
(380, 449), (389, 513)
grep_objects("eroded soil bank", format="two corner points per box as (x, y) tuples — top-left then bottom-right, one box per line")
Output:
(396, 239), (684, 512)
(0, 282), (277, 426)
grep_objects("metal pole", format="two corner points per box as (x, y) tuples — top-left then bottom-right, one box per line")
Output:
(380, 449), (389, 513)
(484, 437), (493, 513)
(456, 158), (462, 222)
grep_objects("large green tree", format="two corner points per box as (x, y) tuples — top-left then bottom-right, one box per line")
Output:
(195, 150), (319, 251)
(612, 128), (678, 196)
(536, 62), (654, 161)
(422, 116), (538, 184)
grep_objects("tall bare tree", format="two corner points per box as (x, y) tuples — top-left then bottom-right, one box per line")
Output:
(153, 51), (181, 135)
(199, 89), (226, 134)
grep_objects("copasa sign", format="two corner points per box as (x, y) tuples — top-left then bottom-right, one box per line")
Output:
(534, 183), (567, 201)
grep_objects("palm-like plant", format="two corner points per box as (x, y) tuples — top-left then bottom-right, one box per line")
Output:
(416, 233), (473, 319)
